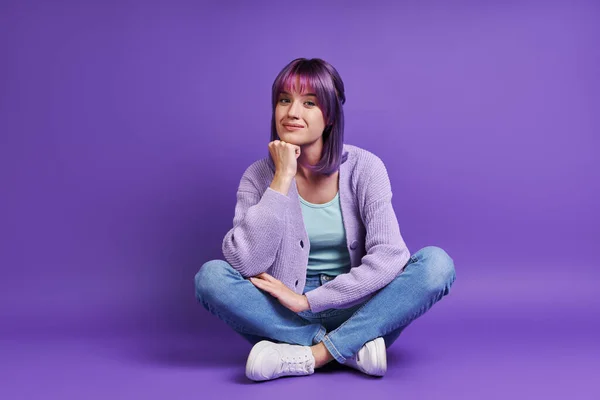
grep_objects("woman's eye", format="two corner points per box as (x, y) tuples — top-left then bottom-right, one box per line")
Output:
(278, 98), (316, 107)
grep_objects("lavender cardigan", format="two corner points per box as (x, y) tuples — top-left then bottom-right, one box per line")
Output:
(222, 143), (411, 313)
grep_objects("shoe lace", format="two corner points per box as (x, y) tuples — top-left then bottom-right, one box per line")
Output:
(281, 354), (311, 373)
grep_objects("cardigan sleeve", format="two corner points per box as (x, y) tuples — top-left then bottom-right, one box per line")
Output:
(222, 167), (291, 277)
(304, 156), (411, 313)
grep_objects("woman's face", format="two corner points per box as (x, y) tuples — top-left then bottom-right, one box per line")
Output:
(275, 86), (326, 146)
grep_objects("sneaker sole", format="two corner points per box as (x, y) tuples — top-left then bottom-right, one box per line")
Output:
(370, 337), (387, 376)
(245, 340), (274, 381)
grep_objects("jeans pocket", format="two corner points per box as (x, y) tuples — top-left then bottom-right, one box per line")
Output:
(303, 283), (319, 295)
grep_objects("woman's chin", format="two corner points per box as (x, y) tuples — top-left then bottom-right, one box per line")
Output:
(278, 134), (299, 143)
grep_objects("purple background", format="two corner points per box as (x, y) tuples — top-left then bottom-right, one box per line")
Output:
(1, 0), (599, 398)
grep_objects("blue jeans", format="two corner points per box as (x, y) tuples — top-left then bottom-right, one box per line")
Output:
(195, 246), (456, 364)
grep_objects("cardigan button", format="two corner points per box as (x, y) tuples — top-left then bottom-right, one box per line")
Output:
(350, 240), (359, 250)
(300, 240), (304, 248)
(295, 279), (299, 286)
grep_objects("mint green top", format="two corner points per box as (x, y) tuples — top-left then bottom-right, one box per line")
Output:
(299, 191), (352, 277)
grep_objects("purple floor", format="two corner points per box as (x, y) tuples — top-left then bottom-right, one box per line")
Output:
(2, 270), (599, 400)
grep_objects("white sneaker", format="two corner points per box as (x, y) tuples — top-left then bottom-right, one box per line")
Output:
(245, 340), (316, 381)
(343, 337), (387, 376)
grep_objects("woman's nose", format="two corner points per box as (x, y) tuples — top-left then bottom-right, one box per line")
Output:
(287, 100), (301, 118)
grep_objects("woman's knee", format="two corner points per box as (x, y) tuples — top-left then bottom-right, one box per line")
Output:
(414, 246), (456, 291)
(194, 259), (234, 301)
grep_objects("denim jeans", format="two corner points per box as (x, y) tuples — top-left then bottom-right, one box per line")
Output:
(195, 246), (456, 364)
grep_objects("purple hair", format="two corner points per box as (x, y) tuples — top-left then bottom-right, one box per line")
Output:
(270, 58), (346, 176)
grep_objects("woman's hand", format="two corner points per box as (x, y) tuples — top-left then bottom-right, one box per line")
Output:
(268, 140), (301, 179)
(249, 272), (310, 313)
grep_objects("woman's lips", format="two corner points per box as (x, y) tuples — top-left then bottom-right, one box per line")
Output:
(283, 124), (304, 131)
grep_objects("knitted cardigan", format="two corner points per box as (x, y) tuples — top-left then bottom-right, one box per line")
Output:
(222, 143), (411, 313)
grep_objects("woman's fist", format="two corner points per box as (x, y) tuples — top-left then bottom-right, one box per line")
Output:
(268, 140), (301, 178)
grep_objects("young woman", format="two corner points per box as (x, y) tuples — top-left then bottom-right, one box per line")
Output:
(195, 58), (456, 382)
